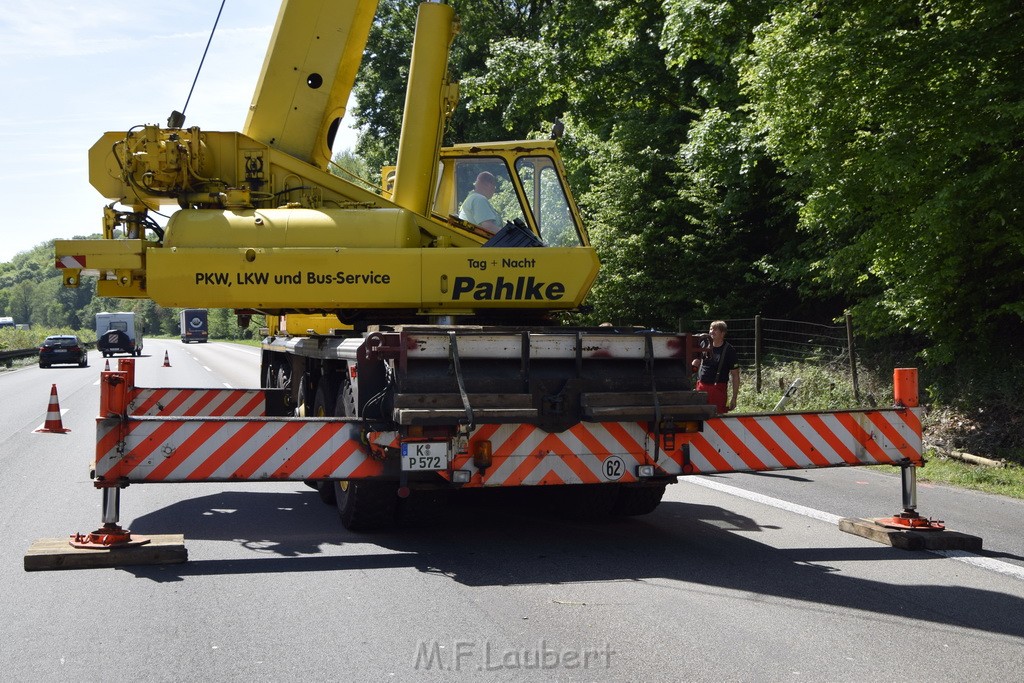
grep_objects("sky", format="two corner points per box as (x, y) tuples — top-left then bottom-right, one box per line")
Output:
(0, 0), (361, 264)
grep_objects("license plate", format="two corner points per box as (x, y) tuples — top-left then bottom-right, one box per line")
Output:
(54, 349), (67, 353)
(401, 441), (448, 471)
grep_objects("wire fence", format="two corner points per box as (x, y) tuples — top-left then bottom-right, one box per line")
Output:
(686, 315), (860, 399)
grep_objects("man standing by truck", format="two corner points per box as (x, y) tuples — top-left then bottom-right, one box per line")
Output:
(694, 320), (740, 413)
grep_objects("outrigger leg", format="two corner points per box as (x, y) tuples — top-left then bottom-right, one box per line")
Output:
(874, 462), (945, 531)
(70, 484), (151, 549)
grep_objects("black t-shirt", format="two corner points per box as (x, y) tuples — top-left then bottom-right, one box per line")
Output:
(697, 342), (738, 384)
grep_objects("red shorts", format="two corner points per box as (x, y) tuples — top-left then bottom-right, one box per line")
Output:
(696, 381), (729, 414)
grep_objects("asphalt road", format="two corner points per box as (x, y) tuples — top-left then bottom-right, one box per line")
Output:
(2, 339), (1022, 682)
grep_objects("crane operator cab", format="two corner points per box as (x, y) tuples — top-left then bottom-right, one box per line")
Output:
(432, 141), (587, 249)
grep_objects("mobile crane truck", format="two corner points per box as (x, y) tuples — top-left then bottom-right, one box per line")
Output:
(54, 0), (929, 537)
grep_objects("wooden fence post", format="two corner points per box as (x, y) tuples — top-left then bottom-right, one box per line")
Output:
(755, 314), (762, 393)
(846, 312), (860, 402)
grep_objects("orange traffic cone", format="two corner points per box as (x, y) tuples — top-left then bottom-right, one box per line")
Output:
(34, 384), (70, 434)
(163, 351), (171, 367)
(104, 359), (110, 371)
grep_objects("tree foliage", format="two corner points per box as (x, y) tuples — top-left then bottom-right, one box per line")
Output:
(354, 0), (1024, 360)
(739, 0), (1024, 360)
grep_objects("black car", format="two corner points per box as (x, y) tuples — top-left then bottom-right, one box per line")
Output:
(38, 335), (88, 368)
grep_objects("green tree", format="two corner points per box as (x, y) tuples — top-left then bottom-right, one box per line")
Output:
(741, 0), (1024, 359)
(353, 0), (556, 172)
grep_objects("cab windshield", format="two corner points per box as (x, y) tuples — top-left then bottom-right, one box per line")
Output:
(514, 156), (583, 247)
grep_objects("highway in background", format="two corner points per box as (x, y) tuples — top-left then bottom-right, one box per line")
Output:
(2, 339), (1022, 681)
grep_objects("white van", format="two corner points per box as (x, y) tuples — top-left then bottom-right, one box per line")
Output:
(96, 311), (144, 357)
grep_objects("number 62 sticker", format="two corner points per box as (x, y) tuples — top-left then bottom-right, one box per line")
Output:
(603, 456), (624, 481)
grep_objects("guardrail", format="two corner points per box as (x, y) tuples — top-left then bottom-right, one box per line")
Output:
(0, 348), (38, 367)
(0, 342), (96, 368)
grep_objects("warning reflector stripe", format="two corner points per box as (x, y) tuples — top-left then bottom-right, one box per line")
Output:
(705, 419), (770, 471)
(802, 414), (860, 465)
(130, 389), (266, 417)
(469, 423), (652, 487)
(432, 408), (921, 487)
(56, 255), (86, 269)
(92, 402), (921, 486)
(94, 417), (377, 482)
(737, 417), (800, 469)
(677, 408), (921, 474)
(771, 416), (832, 468)
(186, 420), (266, 480)
(865, 411), (915, 459)
(269, 422), (336, 479)
(148, 420), (233, 481)
(233, 422), (306, 479)
(601, 421), (650, 458)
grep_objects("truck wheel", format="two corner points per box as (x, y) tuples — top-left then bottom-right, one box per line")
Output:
(313, 375), (338, 417)
(294, 373), (311, 417)
(611, 484), (667, 517)
(310, 382), (339, 505)
(334, 481), (397, 531)
(330, 381), (397, 530)
(276, 365), (292, 405)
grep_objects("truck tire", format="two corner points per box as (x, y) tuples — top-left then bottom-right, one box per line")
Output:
(311, 382), (338, 505)
(313, 372), (338, 417)
(334, 481), (397, 531)
(294, 373), (311, 417)
(610, 484), (667, 517)
(329, 377), (399, 530)
(276, 365), (291, 391)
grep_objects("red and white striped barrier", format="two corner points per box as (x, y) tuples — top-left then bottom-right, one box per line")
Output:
(95, 417), (379, 482)
(128, 388), (267, 417)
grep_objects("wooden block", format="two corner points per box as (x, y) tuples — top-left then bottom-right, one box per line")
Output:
(839, 518), (983, 552)
(24, 534), (187, 571)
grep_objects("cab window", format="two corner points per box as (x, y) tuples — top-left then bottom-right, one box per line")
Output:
(514, 156), (583, 247)
(447, 158), (525, 229)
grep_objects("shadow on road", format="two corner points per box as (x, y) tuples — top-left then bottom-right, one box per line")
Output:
(124, 487), (1024, 640)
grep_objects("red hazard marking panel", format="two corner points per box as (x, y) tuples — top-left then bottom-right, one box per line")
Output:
(366, 422), (658, 488)
(129, 388), (266, 417)
(369, 408), (922, 488)
(55, 256), (86, 269)
(468, 421), (653, 486)
(95, 417), (379, 483)
(675, 408), (923, 475)
(93, 405), (921, 486)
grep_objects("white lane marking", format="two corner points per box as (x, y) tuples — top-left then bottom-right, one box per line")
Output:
(203, 366), (213, 372)
(680, 476), (1024, 583)
(684, 476), (842, 524)
(928, 550), (1024, 581)
(222, 383), (232, 388)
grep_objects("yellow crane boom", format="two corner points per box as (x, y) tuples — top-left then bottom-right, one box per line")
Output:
(55, 0), (599, 322)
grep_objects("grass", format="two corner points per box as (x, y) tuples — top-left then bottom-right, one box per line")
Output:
(914, 454), (1024, 500)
